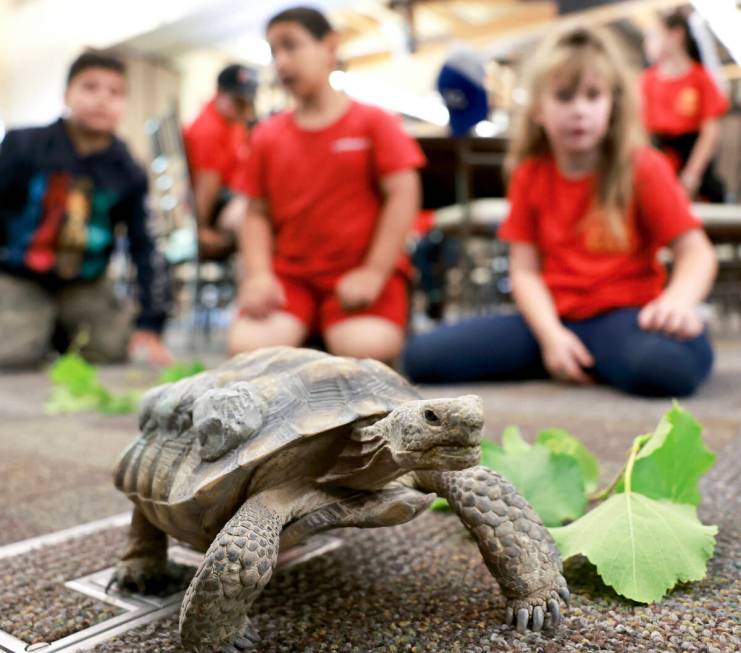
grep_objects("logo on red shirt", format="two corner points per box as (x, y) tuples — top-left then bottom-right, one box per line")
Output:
(675, 87), (700, 118)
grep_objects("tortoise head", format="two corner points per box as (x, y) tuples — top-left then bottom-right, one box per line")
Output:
(361, 395), (484, 472)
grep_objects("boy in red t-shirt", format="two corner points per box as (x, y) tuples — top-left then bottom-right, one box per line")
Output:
(404, 27), (717, 398)
(229, 7), (425, 361)
(641, 12), (729, 201)
(184, 64), (257, 259)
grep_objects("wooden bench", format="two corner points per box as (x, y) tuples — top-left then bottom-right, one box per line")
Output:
(428, 199), (741, 319)
(434, 198), (741, 243)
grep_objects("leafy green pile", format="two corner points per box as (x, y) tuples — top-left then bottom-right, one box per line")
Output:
(44, 353), (204, 415)
(434, 404), (717, 604)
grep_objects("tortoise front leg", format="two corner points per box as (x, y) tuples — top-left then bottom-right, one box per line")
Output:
(179, 497), (283, 652)
(416, 467), (569, 633)
(111, 506), (169, 593)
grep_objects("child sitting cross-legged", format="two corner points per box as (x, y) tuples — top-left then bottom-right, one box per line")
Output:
(403, 27), (717, 397)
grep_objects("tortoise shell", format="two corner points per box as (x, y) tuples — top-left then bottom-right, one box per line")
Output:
(113, 347), (420, 508)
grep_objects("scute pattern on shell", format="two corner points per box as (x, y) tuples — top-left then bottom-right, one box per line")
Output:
(113, 347), (421, 506)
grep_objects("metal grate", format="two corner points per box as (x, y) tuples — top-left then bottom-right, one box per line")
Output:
(0, 535), (342, 652)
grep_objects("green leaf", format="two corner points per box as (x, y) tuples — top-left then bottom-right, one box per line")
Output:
(501, 425), (529, 454)
(550, 493), (717, 603)
(615, 404), (715, 505)
(485, 429), (587, 527)
(43, 386), (101, 414)
(98, 390), (143, 415)
(158, 360), (206, 384)
(537, 428), (600, 494)
(430, 497), (451, 511)
(479, 438), (499, 469)
(49, 353), (99, 396)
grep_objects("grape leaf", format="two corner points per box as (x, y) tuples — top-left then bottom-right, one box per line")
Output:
(49, 353), (99, 396)
(98, 390), (144, 415)
(45, 354), (206, 416)
(550, 492), (717, 603)
(430, 497), (451, 511)
(615, 404), (715, 506)
(536, 428), (600, 494)
(158, 360), (206, 384)
(486, 426), (587, 527)
(43, 385), (101, 415)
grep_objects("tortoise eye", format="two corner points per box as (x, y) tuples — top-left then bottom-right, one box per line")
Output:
(424, 409), (441, 424)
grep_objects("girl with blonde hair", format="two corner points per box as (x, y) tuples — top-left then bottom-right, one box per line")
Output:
(404, 26), (717, 397)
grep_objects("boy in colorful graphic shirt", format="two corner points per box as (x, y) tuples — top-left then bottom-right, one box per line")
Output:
(0, 51), (172, 367)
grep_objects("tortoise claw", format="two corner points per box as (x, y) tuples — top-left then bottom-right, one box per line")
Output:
(516, 608), (529, 634)
(505, 606), (514, 626)
(532, 606), (544, 632)
(547, 598), (561, 628)
(558, 585), (571, 605)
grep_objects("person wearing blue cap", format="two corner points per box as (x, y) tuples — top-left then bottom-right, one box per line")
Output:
(437, 47), (489, 137)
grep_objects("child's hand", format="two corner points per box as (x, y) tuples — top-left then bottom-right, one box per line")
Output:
(238, 272), (285, 319)
(638, 294), (704, 339)
(336, 267), (386, 311)
(541, 327), (595, 384)
(128, 330), (174, 366)
(198, 226), (234, 260)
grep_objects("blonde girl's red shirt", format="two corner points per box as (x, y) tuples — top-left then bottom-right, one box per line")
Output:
(498, 148), (702, 320)
(641, 63), (729, 136)
(241, 101), (426, 277)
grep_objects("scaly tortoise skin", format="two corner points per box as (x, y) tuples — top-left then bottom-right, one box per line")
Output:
(112, 347), (569, 651)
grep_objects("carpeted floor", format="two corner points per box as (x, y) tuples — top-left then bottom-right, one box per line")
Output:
(0, 337), (739, 652)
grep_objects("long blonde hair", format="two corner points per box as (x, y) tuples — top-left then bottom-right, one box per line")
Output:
(506, 27), (645, 246)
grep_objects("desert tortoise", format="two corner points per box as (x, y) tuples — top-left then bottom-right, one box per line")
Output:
(112, 347), (568, 651)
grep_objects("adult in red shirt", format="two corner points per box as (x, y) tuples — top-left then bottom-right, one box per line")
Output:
(229, 7), (424, 362)
(404, 26), (717, 397)
(184, 64), (257, 259)
(641, 12), (730, 201)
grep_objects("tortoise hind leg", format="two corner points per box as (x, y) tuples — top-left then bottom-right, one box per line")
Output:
(111, 506), (170, 594)
(179, 497), (283, 652)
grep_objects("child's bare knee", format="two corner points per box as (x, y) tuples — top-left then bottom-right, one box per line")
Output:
(326, 321), (404, 361)
(228, 315), (306, 356)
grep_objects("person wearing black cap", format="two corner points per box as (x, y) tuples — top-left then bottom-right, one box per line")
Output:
(184, 64), (258, 259)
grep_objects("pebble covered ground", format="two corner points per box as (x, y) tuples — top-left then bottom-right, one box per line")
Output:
(0, 437), (737, 653)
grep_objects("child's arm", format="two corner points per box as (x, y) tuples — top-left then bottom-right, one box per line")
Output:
(335, 169), (420, 311)
(192, 170), (233, 257)
(121, 178), (173, 366)
(638, 228), (717, 338)
(510, 243), (594, 384)
(679, 119), (721, 198)
(236, 198), (285, 319)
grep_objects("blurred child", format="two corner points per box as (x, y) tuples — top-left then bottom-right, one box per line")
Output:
(184, 64), (257, 259)
(404, 27), (717, 397)
(641, 11), (729, 201)
(229, 6), (425, 361)
(0, 51), (172, 367)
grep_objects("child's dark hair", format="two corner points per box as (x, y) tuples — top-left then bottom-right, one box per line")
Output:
(267, 6), (333, 39)
(67, 50), (126, 86)
(663, 11), (701, 62)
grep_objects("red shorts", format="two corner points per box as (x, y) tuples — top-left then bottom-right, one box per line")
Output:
(278, 270), (408, 333)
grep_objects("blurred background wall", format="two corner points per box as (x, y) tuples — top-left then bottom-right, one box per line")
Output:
(1, 0), (739, 194)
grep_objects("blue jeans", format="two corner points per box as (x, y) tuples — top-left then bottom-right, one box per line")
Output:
(402, 307), (714, 397)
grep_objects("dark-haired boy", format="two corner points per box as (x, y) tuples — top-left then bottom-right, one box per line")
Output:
(0, 50), (172, 367)
(184, 64), (257, 260)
